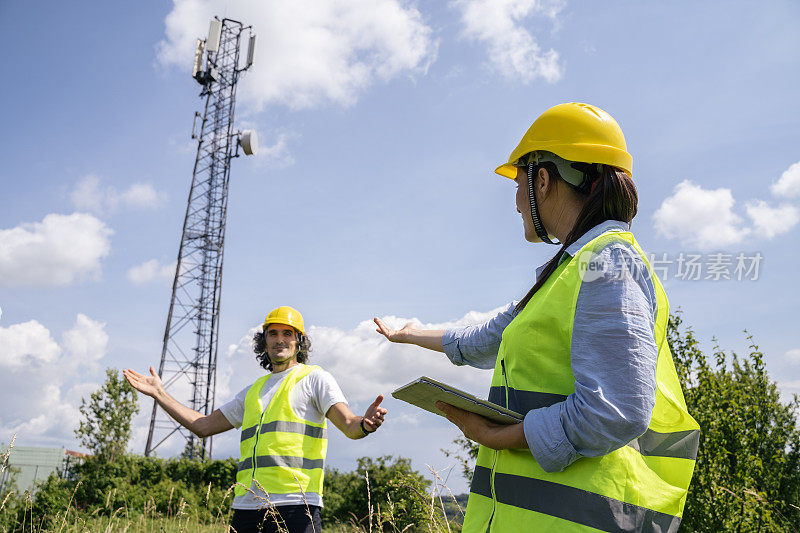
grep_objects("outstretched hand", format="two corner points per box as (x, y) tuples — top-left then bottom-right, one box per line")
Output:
(362, 395), (388, 432)
(122, 366), (165, 399)
(373, 317), (419, 344)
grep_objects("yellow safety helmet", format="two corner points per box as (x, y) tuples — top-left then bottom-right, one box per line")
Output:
(495, 102), (633, 179)
(262, 306), (305, 335)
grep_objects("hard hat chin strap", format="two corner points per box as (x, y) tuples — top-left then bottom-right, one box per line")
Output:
(528, 161), (557, 245)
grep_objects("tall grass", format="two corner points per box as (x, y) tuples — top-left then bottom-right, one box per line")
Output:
(3, 480), (460, 533)
(0, 434), (463, 533)
(3, 477), (233, 533)
(0, 434), (17, 515)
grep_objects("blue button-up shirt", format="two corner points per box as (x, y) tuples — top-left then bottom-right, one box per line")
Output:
(442, 220), (659, 472)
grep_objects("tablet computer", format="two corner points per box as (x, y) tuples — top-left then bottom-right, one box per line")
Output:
(392, 376), (523, 425)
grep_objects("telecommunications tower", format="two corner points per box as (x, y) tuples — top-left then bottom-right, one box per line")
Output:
(145, 18), (258, 460)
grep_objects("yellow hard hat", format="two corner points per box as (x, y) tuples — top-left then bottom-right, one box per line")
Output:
(262, 306), (305, 335)
(495, 102), (632, 179)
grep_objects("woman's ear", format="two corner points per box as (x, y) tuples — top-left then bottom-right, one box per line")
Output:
(537, 166), (551, 197)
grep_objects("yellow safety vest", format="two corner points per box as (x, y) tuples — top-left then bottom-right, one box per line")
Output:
(463, 230), (699, 532)
(234, 364), (328, 498)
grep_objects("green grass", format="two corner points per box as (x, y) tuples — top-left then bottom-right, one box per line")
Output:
(23, 515), (227, 533)
(5, 515), (458, 532)
(1, 488), (462, 533)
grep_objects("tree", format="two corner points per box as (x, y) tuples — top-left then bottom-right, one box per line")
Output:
(74, 368), (139, 462)
(28, 454), (238, 526)
(668, 312), (800, 531)
(441, 435), (478, 485)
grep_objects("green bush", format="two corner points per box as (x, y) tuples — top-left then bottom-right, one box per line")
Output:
(18, 453), (455, 531)
(322, 455), (440, 531)
(26, 454), (236, 527)
(0, 491), (28, 533)
(669, 313), (800, 531)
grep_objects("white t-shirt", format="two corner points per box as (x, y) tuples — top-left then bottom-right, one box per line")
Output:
(219, 364), (347, 509)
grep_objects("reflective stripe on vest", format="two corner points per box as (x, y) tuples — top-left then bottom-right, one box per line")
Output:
(462, 230), (700, 533)
(488, 386), (700, 461)
(240, 420), (328, 442)
(470, 466), (682, 533)
(234, 364), (328, 498)
(237, 455), (325, 472)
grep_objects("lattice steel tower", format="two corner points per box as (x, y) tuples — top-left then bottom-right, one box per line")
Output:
(145, 18), (258, 460)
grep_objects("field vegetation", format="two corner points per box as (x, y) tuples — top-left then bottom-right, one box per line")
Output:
(1, 313), (799, 532)
(0, 448), (462, 532)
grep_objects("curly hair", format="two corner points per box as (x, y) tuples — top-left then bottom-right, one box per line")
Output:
(252, 329), (312, 371)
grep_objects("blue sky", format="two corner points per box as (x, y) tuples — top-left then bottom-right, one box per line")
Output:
(1, 1), (799, 494)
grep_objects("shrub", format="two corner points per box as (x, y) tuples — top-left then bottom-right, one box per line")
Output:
(322, 455), (437, 530)
(669, 313), (800, 531)
(27, 454), (237, 527)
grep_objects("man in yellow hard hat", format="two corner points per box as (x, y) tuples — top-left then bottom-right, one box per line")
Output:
(124, 306), (387, 533)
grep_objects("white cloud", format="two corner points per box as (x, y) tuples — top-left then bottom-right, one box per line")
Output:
(71, 175), (167, 215)
(62, 314), (109, 366)
(0, 314), (109, 447)
(771, 161), (800, 198)
(9, 384), (86, 443)
(0, 320), (61, 369)
(785, 349), (800, 365)
(70, 175), (106, 212)
(127, 259), (176, 285)
(0, 213), (112, 288)
(778, 379), (800, 405)
(158, 0), (436, 110)
(118, 183), (166, 209)
(453, 0), (563, 83)
(257, 132), (295, 168)
(653, 180), (749, 249)
(745, 200), (800, 239)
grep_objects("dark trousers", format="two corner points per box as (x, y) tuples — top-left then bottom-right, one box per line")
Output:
(230, 505), (322, 533)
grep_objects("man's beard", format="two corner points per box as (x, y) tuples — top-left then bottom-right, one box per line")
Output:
(268, 348), (297, 364)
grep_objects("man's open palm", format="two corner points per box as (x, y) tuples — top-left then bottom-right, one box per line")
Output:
(123, 366), (164, 398)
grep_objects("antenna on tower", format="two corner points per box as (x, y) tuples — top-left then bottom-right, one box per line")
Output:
(192, 39), (205, 80)
(206, 19), (222, 53)
(245, 34), (257, 70)
(145, 18), (257, 461)
(239, 130), (258, 156)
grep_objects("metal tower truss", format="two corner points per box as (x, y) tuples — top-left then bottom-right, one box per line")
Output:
(146, 18), (256, 460)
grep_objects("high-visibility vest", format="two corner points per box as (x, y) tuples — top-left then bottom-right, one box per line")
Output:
(234, 364), (328, 498)
(463, 230), (699, 532)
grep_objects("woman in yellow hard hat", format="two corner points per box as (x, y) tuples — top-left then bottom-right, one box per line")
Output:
(375, 103), (698, 532)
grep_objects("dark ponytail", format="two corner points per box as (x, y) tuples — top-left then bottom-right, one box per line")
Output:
(514, 165), (638, 313)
